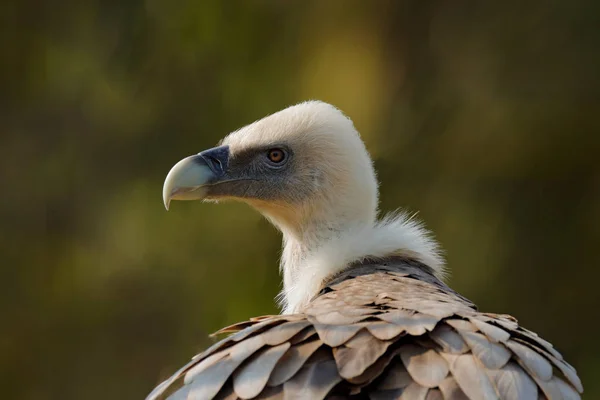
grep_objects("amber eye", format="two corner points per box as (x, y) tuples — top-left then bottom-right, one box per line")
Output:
(267, 148), (286, 163)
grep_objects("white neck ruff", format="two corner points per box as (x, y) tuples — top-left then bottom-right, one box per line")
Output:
(278, 211), (446, 314)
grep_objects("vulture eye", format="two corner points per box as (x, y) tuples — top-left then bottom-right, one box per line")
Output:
(267, 148), (286, 164)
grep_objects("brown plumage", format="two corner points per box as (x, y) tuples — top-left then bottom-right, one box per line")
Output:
(146, 258), (582, 400)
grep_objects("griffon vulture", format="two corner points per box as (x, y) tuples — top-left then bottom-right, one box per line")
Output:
(149, 101), (582, 399)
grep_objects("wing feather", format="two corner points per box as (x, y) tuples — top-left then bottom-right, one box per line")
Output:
(399, 344), (449, 388)
(469, 318), (511, 343)
(459, 331), (511, 369)
(376, 357), (413, 390)
(282, 357), (342, 400)
(232, 342), (290, 399)
(313, 323), (362, 347)
(442, 353), (499, 400)
(429, 325), (469, 354)
(332, 330), (392, 380)
(147, 259), (583, 400)
(438, 376), (469, 400)
(487, 361), (538, 400)
(506, 340), (553, 381)
(267, 339), (322, 386)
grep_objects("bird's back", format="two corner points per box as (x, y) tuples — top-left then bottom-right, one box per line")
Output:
(147, 258), (582, 400)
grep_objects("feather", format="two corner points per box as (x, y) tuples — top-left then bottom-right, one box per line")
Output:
(469, 318), (511, 343)
(487, 361), (538, 399)
(289, 326), (317, 344)
(554, 360), (583, 393)
(399, 344), (449, 388)
(533, 374), (582, 400)
(184, 349), (229, 382)
(518, 339), (583, 392)
(377, 357), (413, 390)
(346, 346), (398, 386)
(445, 319), (477, 333)
(459, 331), (511, 369)
(233, 342), (290, 399)
(254, 385), (283, 400)
(365, 321), (407, 340)
(183, 334), (266, 399)
(442, 353), (499, 400)
(165, 386), (190, 400)
(313, 310), (371, 324)
(262, 321), (311, 346)
(438, 376), (469, 400)
(333, 330), (392, 379)
(267, 339), (322, 386)
(429, 325), (469, 354)
(506, 340), (553, 381)
(282, 358), (342, 400)
(378, 310), (439, 336)
(186, 356), (239, 400)
(492, 317), (519, 331)
(229, 319), (283, 343)
(554, 376), (582, 400)
(313, 323), (362, 347)
(425, 388), (443, 400)
(215, 382), (238, 400)
(517, 328), (563, 360)
(401, 382), (429, 400)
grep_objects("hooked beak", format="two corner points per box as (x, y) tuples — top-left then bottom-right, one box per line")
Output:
(162, 145), (230, 210)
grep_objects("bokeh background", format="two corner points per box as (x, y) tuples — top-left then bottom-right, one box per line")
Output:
(2, 1), (599, 398)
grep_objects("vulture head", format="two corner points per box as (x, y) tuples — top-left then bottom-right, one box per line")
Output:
(163, 101), (444, 313)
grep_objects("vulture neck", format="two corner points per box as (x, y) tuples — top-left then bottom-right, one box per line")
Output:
(280, 212), (368, 268)
(280, 214), (370, 308)
(255, 198), (379, 314)
(260, 205), (445, 314)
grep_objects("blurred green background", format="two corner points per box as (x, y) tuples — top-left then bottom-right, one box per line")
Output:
(1, 1), (599, 399)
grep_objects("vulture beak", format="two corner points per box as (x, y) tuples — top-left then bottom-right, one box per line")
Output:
(162, 145), (230, 210)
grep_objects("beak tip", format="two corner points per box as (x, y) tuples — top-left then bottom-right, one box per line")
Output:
(162, 185), (172, 210)
(162, 153), (217, 209)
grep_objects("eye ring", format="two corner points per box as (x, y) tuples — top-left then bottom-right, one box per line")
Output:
(267, 148), (286, 164)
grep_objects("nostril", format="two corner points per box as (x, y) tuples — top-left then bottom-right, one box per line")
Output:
(203, 155), (223, 175)
(198, 145), (229, 176)
(208, 155), (222, 170)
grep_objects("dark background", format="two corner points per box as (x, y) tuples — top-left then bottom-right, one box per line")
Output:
(1, 1), (599, 398)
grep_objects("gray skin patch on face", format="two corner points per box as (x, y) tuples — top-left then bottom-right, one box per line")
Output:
(204, 144), (318, 204)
